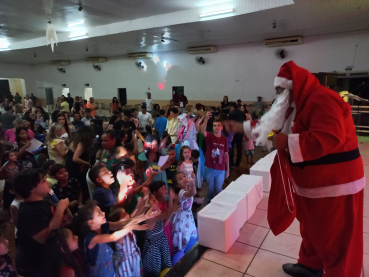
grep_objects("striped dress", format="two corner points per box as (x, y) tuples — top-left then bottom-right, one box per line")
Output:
(142, 220), (172, 277)
(113, 231), (143, 277)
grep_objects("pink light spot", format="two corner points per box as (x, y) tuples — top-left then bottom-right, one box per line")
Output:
(158, 83), (164, 90)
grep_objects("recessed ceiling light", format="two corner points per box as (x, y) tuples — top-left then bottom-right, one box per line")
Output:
(199, 9), (234, 18)
(68, 20), (84, 27)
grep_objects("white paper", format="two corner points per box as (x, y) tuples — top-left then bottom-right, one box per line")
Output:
(180, 102), (184, 108)
(25, 138), (43, 153)
(158, 155), (169, 167)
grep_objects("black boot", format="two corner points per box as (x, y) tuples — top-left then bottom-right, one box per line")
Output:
(282, 263), (324, 277)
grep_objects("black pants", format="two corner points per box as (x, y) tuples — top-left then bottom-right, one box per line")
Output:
(231, 134), (243, 166)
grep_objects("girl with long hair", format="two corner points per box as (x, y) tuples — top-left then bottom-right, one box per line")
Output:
(177, 146), (195, 180)
(221, 95), (230, 113)
(65, 125), (95, 201)
(57, 112), (71, 138)
(42, 228), (83, 277)
(75, 200), (154, 277)
(171, 172), (197, 253)
(112, 97), (119, 111)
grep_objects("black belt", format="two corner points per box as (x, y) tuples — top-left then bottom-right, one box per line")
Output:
(290, 147), (360, 169)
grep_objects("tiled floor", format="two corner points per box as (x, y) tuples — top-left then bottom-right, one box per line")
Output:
(188, 142), (369, 277)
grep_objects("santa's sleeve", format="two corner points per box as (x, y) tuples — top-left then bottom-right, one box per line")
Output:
(288, 94), (347, 163)
(243, 120), (259, 140)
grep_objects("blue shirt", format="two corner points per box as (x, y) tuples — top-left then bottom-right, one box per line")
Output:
(92, 185), (117, 215)
(84, 222), (110, 266)
(222, 131), (234, 149)
(154, 116), (168, 138)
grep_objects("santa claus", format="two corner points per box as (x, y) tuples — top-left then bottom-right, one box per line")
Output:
(225, 61), (364, 277)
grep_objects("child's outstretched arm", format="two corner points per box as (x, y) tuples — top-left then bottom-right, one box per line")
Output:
(88, 223), (148, 249)
(164, 190), (180, 226)
(109, 207), (159, 231)
(182, 179), (197, 199)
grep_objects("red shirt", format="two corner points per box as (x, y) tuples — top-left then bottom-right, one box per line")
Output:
(174, 95), (188, 107)
(205, 133), (229, 171)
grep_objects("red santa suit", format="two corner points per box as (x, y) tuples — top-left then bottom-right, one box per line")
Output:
(244, 61), (365, 277)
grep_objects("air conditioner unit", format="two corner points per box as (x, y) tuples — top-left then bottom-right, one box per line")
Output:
(264, 36), (303, 48)
(127, 52), (153, 59)
(51, 61), (70, 66)
(85, 57), (107, 63)
(187, 46), (217, 55)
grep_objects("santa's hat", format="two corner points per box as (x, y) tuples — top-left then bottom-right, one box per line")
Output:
(274, 62), (293, 89)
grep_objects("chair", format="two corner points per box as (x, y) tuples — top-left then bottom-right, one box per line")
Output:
(102, 109), (111, 118)
(95, 109), (103, 117)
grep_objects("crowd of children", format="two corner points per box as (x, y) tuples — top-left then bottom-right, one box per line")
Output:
(0, 94), (257, 277)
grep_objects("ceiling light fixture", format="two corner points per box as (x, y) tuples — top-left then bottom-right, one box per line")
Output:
(68, 20), (84, 27)
(69, 32), (88, 40)
(0, 39), (10, 51)
(199, 9), (234, 18)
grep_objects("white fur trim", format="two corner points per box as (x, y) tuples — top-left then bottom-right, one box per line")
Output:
(294, 176), (365, 198)
(288, 134), (303, 163)
(274, 76), (293, 89)
(243, 121), (252, 137)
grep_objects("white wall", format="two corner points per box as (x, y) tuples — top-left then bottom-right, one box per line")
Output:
(1, 30), (369, 102)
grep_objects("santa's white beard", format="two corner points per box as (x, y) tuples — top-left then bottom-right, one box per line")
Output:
(254, 89), (291, 149)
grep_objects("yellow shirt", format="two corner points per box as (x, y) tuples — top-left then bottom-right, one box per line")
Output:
(61, 101), (69, 112)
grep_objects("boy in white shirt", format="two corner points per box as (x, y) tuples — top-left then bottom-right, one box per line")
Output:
(138, 105), (152, 134)
(145, 92), (154, 113)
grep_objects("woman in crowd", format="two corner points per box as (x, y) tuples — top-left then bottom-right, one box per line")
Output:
(22, 116), (35, 134)
(5, 118), (34, 143)
(151, 104), (161, 119)
(36, 106), (50, 125)
(63, 111), (74, 132)
(56, 97), (62, 110)
(112, 97), (119, 111)
(72, 102), (84, 119)
(57, 112), (71, 138)
(99, 130), (128, 170)
(46, 123), (68, 165)
(241, 104), (251, 120)
(65, 125), (95, 200)
(221, 95), (230, 114)
(23, 95), (32, 113)
(51, 110), (60, 123)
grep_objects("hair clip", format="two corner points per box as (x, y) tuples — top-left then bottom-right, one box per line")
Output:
(120, 165), (125, 171)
